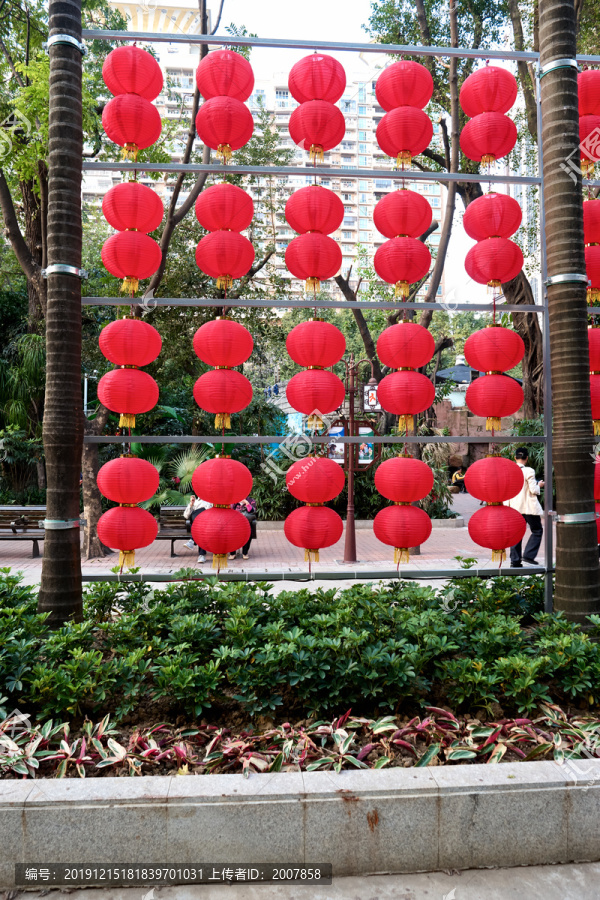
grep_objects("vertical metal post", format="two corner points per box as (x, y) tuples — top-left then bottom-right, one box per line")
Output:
(344, 354), (358, 563)
(536, 62), (554, 612)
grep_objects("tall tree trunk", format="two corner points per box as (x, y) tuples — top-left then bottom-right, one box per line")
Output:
(38, 0), (84, 626)
(82, 404), (111, 559)
(504, 272), (544, 418)
(539, 0), (600, 620)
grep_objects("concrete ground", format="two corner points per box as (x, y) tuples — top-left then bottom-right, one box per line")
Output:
(3, 493), (551, 586)
(6, 861), (600, 900)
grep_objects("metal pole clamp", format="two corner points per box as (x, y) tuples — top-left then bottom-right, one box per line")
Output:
(551, 511), (598, 524)
(40, 519), (86, 530)
(43, 34), (87, 55)
(539, 58), (578, 78)
(545, 273), (589, 286)
(42, 265), (88, 279)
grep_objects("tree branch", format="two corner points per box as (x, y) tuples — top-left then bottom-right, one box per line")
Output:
(210, 0), (225, 34)
(0, 169), (41, 283)
(0, 38), (24, 86)
(334, 269), (383, 381)
(507, 0), (538, 138)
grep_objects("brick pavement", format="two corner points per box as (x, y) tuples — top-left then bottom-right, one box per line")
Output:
(1, 493), (550, 582)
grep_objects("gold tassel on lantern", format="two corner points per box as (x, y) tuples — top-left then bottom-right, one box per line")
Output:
(395, 150), (411, 168)
(394, 281), (410, 298)
(120, 277), (139, 294)
(215, 413), (231, 429)
(217, 274), (233, 290)
(119, 550), (135, 568)
(122, 143), (139, 161)
(482, 153), (496, 165)
(397, 414), (414, 433)
(492, 548), (506, 564)
(304, 549), (319, 562)
(217, 143), (232, 163)
(307, 413), (324, 430)
(212, 553), (227, 569)
(588, 287), (600, 304)
(309, 144), (324, 163)
(394, 547), (410, 565)
(582, 158), (595, 178)
(119, 413), (136, 428)
(486, 416), (501, 431)
(594, 419), (600, 436)
(306, 277), (321, 293)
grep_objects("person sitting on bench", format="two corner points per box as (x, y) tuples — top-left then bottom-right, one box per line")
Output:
(229, 497), (257, 561)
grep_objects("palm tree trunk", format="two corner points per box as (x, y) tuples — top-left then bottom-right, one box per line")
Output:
(37, 0), (84, 625)
(539, 0), (600, 620)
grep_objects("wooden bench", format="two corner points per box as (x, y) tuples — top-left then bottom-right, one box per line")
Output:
(0, 506), (46, 558)
(156, 506), (257, 558)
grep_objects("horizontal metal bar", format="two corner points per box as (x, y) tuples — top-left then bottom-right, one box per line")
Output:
(82, 296), (544, 314)
(81, 567), (548, 583)
(82, 161), (542, 185)
(84, 434), (546, 445)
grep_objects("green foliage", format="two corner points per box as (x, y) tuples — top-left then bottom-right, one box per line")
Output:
(3, 566), (600, 726)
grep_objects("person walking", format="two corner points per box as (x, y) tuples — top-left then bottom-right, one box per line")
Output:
(228, 497), (257, 561)
(505, 447), (545, 567)
(183, 494), (212, 564)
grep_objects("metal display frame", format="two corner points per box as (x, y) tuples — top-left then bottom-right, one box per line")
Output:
(80, 28), (600, 605)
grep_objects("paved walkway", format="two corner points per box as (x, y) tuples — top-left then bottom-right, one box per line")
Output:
(3, 495), (550, 583)
(7, 861), (600, 899)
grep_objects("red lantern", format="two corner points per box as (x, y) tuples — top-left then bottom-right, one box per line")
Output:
(195, 183), (254, 232)
(460, 112), (517, 163)
(285, 186), (344, 235)
(97, 506), (158, 569)
(102, 94), (162, 158)
(375, 457), (433, 502)
(193, 318), (253, 367)
(463, 326), (525, 373)
(376, 107), (433, 166)
(284, 505), (343, 562)
(195, 231), (255, 289)
(101, 231), (162, 293)
(192, 457), (253, 506)
(377, 322), (435, 369)
(374, 237), (431, 297)
(193, 369), (253, 429)
(102, 182), (163, 233)
(288, 101), (345, 161)
(589, 327), (600, 371)
(286, 369), (345, 425)
(464, 457), (524, 503)
(286, 457), (345, 503)
(285, 233), (342, 292)
(584, 198), (600, 245)
(373, 189), (432, 240)
(591, 373), (600, 435)
(463, 193), (522, 241)
(288, 54), (346, 104)
(99, 319), (162, 367)
(465, 237), (523, 287)
(195, 97), (254, 162)
(465, 374), (524, 430)
(374, 505), (432, 564)
(597, 501), (600, 542)
(377, 371), (436, 431)
(102, 46), (163, 101)
(192, 506), (251, 569)
(460, 67), (518, 118)
(579, 70), (600, 117)
(375, 61), (434, 112)
(580, 114), (600, 176)
(468, 505), (526, 564)
(97, 368), (159, 428)
(286, 320), (346, 367)
(97, 457), (159, 504)
(586, 244), (600, 302)
(196, 49), (254, 101)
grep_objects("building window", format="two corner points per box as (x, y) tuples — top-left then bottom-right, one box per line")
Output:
(375, 180), (391, 189)
(358, 118), (369, 129)
(359, 205), (369, 216)
(344, 205), (353, 213)
(358, 131), (367, 142)
(343, 193), (353, 202)
(359, 143), (368, 154)
(358, 84), (367, 102)
(359, 180), (369, 190)
(342, 231), (352, 239)
(359, 231), (370, 241)
(359, 156), (368, 166)
(431, 197), (440, 207)
(359, 218), (370, 228)
(275, 89), (289, 107)
(359, 193), (368, 203)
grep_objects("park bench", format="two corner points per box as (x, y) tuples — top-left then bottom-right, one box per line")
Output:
(157, 506), (257, 557)
(0, 505), (46, 558)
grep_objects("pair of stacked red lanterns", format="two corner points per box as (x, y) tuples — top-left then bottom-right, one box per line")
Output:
(194, 50), (256, 290)
(287, 53), (346, 163)
(285, 320), (346, 430)
(584, 198), (600, 432)
(285, 457), (345, 563)
(579, 69), (600, 180)
(460, 69), (523, 292)
(375, 59), (434, 169)
(96, 319), (162, 568)
(191, 456), (253, 569)
(371, 323), (435, 562)
(284, 184), (343, 295)
(193, 318), (253, 430)
(101, 47), (164, 295)
(465, 457), (526, 565)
